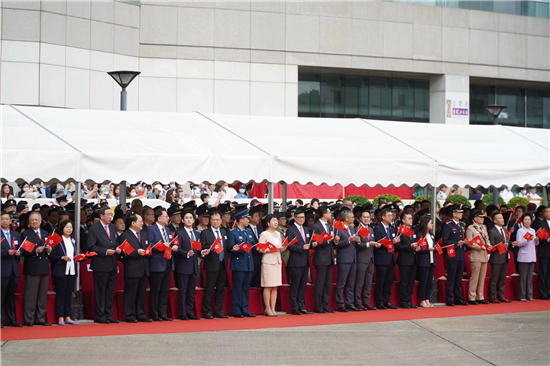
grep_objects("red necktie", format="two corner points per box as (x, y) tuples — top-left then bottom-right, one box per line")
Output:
(105, 225), (111, 239)
(137, 232), (141, 242)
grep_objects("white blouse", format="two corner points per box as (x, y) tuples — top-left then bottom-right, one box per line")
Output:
(63, 236), (76, 275)
(426, 235), (434, 264)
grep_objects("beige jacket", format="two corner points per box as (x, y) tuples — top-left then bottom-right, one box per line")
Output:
(466, 224), (489, 263)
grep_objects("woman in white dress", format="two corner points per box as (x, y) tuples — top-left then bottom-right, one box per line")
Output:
(257, 214), (287, 316)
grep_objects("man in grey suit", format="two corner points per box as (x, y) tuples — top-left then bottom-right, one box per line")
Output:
(355, 206), (377, 310)
(334, 209), (359, 312)
(488, 212), (517, 303)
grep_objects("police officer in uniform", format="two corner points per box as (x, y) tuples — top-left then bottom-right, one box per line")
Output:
(167, 203), (183, 233)
(441, 204), (468, 306)
(228, 209), (256, 318)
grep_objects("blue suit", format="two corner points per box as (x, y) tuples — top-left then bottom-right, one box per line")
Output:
(335, 226), (357, 309)
(147, 223), (173, 320)
(441, 220), (466, 303)
(228, 226), (255, 316)
(373, 223), (397, 307)
(1, 229), (21, 324)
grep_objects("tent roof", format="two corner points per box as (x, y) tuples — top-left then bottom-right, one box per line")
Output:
(2, 105), (548, 188)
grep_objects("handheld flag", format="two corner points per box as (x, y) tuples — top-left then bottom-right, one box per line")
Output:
(191, 240), (202, 251)
(20, 238), (36, 253)
(398, 225), (414, 236)
(239, 243), (252, 253)
(379, 238), (394, 252)
(46, 232), (62, 248)
(283, 237), (298, 247)
(333, 220), (346, 231)
(119, 240), (135, 256)
(435, 243), (443, 255)
(144, 244), (152, 256)
(311, 232), (324, 243)
(536, 228), (550, 240)
(211, 238), (223, 254)
(232, 221), (238, 230)
(417, 236), (427, 250)
(154, 240), (169, 252)
(523, 231), (534, 241)
(447, 246), (456, 258)
(170, 235), (180, 246)
(322, 232), (334, 241)
(0, 237), (4, 244)
(357, 226), (371, 239)
(255, 243), (269, 252)
(472, 235), (484, 247)
(85, 251), (98, 257)
(75, 254), (87, 262)
(495, 242), (506, 254)
(163, 248), (172, 260)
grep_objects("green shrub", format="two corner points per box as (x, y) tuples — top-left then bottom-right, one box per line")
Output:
(373, 194), (401, 207)
(444, 194), (471, 208)
(343, 195), (371, 207)
(507, 196), (529, 208)
(482, 194), (505, 207)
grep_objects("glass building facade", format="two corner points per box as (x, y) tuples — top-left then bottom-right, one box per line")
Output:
(393, 0), (550, 19)
(298, 74), (430, 121)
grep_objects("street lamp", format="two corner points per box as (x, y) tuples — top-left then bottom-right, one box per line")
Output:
(484, 104), (507, 125)
(107, 70), (140, 111)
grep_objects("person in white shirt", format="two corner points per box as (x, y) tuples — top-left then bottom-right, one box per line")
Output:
(527, 188), (541, 201)
(499, 186), (514, 202)
(516, 188), (528, 198)
(436, 186), (448, 200)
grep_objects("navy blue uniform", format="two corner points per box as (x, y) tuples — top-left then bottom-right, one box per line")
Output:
(228, 226), (255, 316)
(441, 220), (466, 304)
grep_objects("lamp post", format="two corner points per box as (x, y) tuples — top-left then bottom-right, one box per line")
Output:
(484, 104), (507, 125)
(107, 70), (140, 111)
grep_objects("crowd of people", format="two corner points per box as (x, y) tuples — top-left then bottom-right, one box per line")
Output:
(1, 190), (549, 328)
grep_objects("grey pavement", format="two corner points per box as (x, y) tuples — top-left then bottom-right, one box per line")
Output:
(1, 311), (548, 365)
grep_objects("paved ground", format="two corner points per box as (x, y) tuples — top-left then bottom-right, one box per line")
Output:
(1, 311), (549, 365)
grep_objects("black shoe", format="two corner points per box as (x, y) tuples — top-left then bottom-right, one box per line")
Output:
(446, 302), (455, 306)
(468, 301), (479, 305)
(214, 313), (229, 319)
(337, 307), (348, 312)
(364, 305), (377, 311)
(300, 309), (312, 315)
(377, 304), (387, 310)
(454, 301), (468, 306)
(408, 303), (418, 309)
(204, 314), (214, 319)
(34, 321), (51, 326)
(291, 311), (302, 315)
(232, 314), (244, 318)
(324, 308), (335, 313)
(187, 315), (199, 320)
(107, 319), (120, 323)
(160, 316), (172, 321)
(385, 303), (398, 309)
(25, 322), (34, 326)
(313, 309), (326, 314)
(179, 315), (189, 321)
(478, 300), (490, 305)
(7, 321), (23, 327)
(125, 318), (138, 323)
(400, 304), (411, 309)
(346, 306), (360, 312)
(95, 319), (109, 324)
(243, 313), (256, 318)
(152, 317), (162, 321)
(138, 317), (152, 322)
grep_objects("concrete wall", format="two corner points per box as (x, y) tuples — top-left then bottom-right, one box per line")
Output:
(1, 0), (549, 116)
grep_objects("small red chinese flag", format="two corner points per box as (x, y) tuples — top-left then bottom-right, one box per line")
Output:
(378, 237), (392, 247)
(163, 248), (172, 260)
(504, 228), (510, 239)
(523, 231), (534, 241)
(171, 235), (180, 246)
(211, 238), (223, 254)
(496, 242), (506, 254)
(191, 240), (202, 251)
(322, 232), (334, 241)
(435, 243), (443, 255)
(536, 228), (550, 240)
(357, 226), (371, 239)
(119, 240), (135, 255)
(283, 237), (298, 246)
(46, 232), (63, 248)
(311, 232), (324, 243)
(144, 244), (152, 256)
(437, 238), (443, 246)
(154, 240), (169, 251)
(75, 254), (87, 262)
(417, 236), (427, 250)
(447, 246), (456, 258)
(239, 243), (252, 253)
(398, 225), (414, 236)
(20, 238), (36, 253)
(85, 251), (98, 257)
(333, 220), (346, 231)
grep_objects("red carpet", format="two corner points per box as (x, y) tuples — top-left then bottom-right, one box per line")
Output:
(2, 301), (548, 341)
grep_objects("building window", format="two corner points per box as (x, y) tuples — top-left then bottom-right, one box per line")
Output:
(298, 73), (429, 122)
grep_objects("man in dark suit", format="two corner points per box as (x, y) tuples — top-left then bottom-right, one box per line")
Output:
(78, 208), (89, 253)
(20, 211), (52, 326)
(147, 207), (175, 321)
(488, 212), (515, 303)
(532, 207), (550, 299)
(355, 207), (377, 311)
(1, 212), (23, 327)
(88, 206), (121, 323)
(174, 210), (201, 320)
(373, 207), (399, 310)
(248, 206), (264, 288)
(311, 206), (335, 313)
(119, 214), (151, 323)
(395, 212), (418, 309)
(334, 209), (359, 312)
(286, 207), (312, 315)
(201, 210), (229, 319)
(441, 204), (467, 306)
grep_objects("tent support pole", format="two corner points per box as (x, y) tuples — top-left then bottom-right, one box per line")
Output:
(493, 186), (499, 206)
(543, 185), (548, 206)
(268, 182), (274, 214)
(120, 181), (126, 213)
(75, 181), (81, 292)
(282, 183), (287, 212)
(431, 185), (437, 226)
(423, 186), (429, 199)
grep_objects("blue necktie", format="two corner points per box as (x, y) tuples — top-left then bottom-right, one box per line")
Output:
(5, 232), (11, 249)
(215, 230), (223, 261)
(386, 227), (391, 240)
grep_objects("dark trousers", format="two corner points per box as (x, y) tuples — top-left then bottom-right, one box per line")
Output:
(251, 253), (262, 288)
(175, 273), (197, 318)
(149, 266), (171, 319)
(374, 263), (395, 306)
(537, 257), (550, 298)
(93, 270), (117, 321)
(289, 266), (308, 312)
(489, 262), (508, 300)
(24, 274), (49, 324)
(518, 262), (535, 300)
(53, 275), (75, 318)
(232, 271), (252, 315)
(336, 263), (356, 308)
(445, 260), (464, 303)
(398, 264), (417, 306)
(314, 264), (333, 311)
(1, 274), (18, 323)
(203, 268), (226, 316)
(418, 265), (435, 301)
(124, 275), (148, 320)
